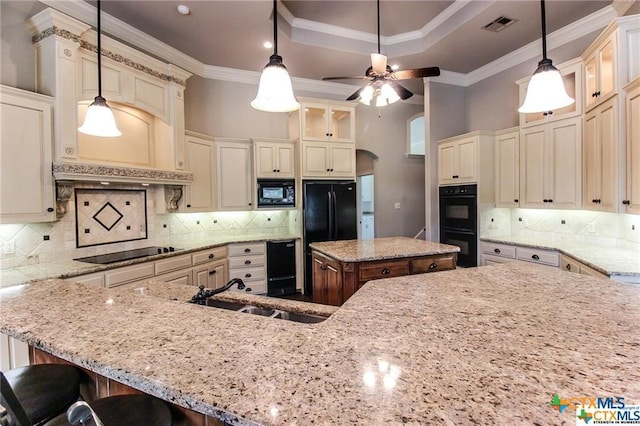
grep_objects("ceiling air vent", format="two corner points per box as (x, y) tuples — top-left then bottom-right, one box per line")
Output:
(482, 16), (517, 32)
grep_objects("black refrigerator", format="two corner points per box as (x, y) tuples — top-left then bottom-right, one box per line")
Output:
(303, 180), (357, 294)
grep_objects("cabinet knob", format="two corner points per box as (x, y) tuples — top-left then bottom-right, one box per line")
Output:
(277, 169), (280, 172)
(320, 264), (328, 270)
(330, 168), (334, 172)
(244, 260), (251, 265)
(514, 199), (519, 203)
(532, 254), (540, 260)
(548, 199), (553, 203)
(244, 248), (251, 253)
(381, 268), (390, 275)
(428, 262), (438, 270)
(494, 248), (501, 254)
(565, 264), (571, 271)
(47, 207), (54, 212)
(209, 270), (217, 275)
(548, 111), (553, 115)
(326, 133), (330, 137)
(327, 168), (331, 172)
(208, 254), (214, 259)
(273, 169), (277, 172)
(248, 202), (252, 206)
(623, 200), (631, 205)
(543, 199), (548, 203)
(245, 273), (252, 278)
(186, 204), (191, 208)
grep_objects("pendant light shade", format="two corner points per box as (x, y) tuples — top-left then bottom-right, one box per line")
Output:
(78, 0), (121, 137)
(518, 0), (574, 113)
(251, 0), (299, 112)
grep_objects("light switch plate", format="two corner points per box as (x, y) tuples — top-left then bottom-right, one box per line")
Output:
(394, 203), (401, 209)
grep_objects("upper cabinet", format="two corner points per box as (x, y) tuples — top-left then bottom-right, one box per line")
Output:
(624, 77), (640, 214)
(253, 138), (296, 179)
(0, 86), (56, 223)
(289, 98), (357, 180)
(183, 132), (216, 213)
(517, 58), (582, 128)
(494, 127), (520, 208)
(215, 139), (253, 211)
(581, 16), (640, 112)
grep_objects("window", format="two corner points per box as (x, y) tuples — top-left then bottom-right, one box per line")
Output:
(407, 114), (425, 156)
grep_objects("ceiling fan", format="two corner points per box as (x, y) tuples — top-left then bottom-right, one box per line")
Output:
(322, 0), (440, 106)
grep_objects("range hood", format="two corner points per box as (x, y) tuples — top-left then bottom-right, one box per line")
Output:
(52, 162), (193, 186)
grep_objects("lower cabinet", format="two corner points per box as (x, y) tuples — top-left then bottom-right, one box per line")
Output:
(311, 251), (457, 306)
(560, 254), (608, 279)
(480, 241), (559, 268)
(227, 242), (266, 294)
(1, 333), (30, 371)
(193, 259), (227, 289)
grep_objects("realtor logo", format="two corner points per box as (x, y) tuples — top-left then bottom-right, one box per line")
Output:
(548, 394), (640, 425)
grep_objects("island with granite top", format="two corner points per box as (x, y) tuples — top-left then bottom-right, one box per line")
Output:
(309, 236), (460, 305)
(1, 262), (639, 425)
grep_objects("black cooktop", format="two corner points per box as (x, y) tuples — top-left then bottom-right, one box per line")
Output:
(74, 246), (181, 264)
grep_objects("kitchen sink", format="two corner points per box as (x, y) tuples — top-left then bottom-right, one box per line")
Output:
(204, 299), (326, 323)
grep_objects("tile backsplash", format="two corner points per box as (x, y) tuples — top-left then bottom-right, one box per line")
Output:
(0, 184), (299, 269)
(480, 206), (640, 251)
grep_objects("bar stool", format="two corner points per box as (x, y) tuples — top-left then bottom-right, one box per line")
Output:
(59, 394), (172, 426)
(1, 364), (82, 426)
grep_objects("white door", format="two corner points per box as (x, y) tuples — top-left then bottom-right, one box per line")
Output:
(357, 174), (375, 240)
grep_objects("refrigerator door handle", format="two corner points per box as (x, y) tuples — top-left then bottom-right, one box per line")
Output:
(327, 191), (334, 240)
(331, 190), (338, 240)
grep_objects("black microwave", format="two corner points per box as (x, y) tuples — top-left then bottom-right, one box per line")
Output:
(257, 179), (295, 208)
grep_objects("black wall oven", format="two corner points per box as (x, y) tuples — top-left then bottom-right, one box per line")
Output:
(439, 184), (477, 267)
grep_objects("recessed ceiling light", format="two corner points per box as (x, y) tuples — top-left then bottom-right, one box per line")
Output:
(263, 41), (273, 49)
(391, 64), (399, 71)
(177, 5), (190, 15)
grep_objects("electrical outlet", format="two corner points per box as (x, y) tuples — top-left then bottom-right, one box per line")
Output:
(587, 222), (596, 233)
(4, 240), (15, 254)
(394, 203), (401, 209)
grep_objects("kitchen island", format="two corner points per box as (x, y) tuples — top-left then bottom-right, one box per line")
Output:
(3, 262), (638, 425)
(310, 236), (460, 305)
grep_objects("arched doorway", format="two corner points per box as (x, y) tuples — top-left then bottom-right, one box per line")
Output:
(356, 149), (378, 240)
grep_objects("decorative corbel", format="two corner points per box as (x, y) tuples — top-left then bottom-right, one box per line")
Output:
(55, 180), (74, 219)
(164, 185), (183, 212)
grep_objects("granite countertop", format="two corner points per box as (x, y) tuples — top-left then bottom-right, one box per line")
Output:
(0, 234), (299, 288)
(480, 235), (640, 277)
(310, 236), (460, 262)
(3, 262), (638, 425)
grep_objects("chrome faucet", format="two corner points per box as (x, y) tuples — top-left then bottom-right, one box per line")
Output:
(190, 278), (246, 305)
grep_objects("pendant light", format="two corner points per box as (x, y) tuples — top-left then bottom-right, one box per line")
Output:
(518, 0), (574, 113)
(251, 0), (300, 112)
(78, 0), (121, 137)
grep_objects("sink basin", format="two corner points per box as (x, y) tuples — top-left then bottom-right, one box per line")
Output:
(204, 299), (327, 323)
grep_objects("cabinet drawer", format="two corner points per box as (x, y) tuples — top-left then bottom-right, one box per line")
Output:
(154, 254), (192, 275)
(410, 254), (456, 274)
(230, 280), (267, 294)
(72, 273), (105, 287)
(105, 263), (155, 287)
(155, 268), (193, 286)
(229, 254), (264, 269)
(229, 266), (265, 281)
(359, 260), (409, 281)
(228, 242), (265, 256)
(480, 242), (516, 259)
(516, 247), (559, 267)
(560, 255), (581, 273)
(192, 246), (227, 265)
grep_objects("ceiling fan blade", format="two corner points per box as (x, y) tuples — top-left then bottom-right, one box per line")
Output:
(346, 88), (363, 101)
(370, 53), (387, 75)
(392, 67), (441, 80)
(387, 81), (413, 100)
(322, 76), (369, 81)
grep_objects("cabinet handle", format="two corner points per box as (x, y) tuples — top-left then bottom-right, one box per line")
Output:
(244, 248), (251, 253)
(187, 204), (191, 208)
(428, 262), (438, 270)
(326, 133), (330, 137)
(548, 199), (553, 203)
(329, 133), (333, 137)
(595, 91), (601, 97)
(326, 168), (331, 172)
(321, 264), (328, 270)
(330, 168), (334, 172)
(623, 200), (631, 205)
(543, 199), (548, 203)
(381, 268), (390, 275)
(245, 273), (252, 278)
(244, 260), (251, 265)
(277, 169), (280, 173)
(548, 111), (553, 115)
(514, 199), (519, 203)
(208, 254), (214, 259)
(565, 264), (571, 271)
(209, 270), (217, 275)
(494, 248), (501, 254)
(47, 207), (54, 212)
(273, 169), (277, 172)
(248, 202), (252, 206)
(532, 254), (540, 260)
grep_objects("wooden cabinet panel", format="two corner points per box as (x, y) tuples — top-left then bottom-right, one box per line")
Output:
(192, 246), (227, 265)
(104, 263), (155, 287)
(359, 260), (409, 281)
(215, 140), (253, 211)
(410, 254), (457, 274)
(253, 139), (296, 179)
(184, 134), (215, 212)
(154, 254), (192, 275)
(494, 128), (520, 207)
(626, 79), (640, 214)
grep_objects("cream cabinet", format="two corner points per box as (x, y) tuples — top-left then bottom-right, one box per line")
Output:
(624, 78), (640, 214)
(253, 138), (296, 179)
(155, 268), (193, 286)
(192, 245), (228, 289)
(300, 142), (355, 179)
(517, 58), (582, 127)
(480, 241), (559, 268)
(437, 131), (494, 192)
(494, 127), (520, 208)
(519, 117), (582, 209)
(290, 99), (355, 143)
(227, 242), (266, 294)
(183, 132), (216, 212)
(560, 254), (608, 279)
(583, 96), (619, 212)
(584, 33), (616, 110)
(0, 86), (56, 223)
(1, 334), (30, 371)
(215, 139), (253, 211)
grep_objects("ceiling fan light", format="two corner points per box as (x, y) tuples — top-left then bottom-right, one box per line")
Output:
(78, 96), (122, 137)
(370, 53), (388, 75)
(251, 55), (300, 113)
(359, 85), (375, 105)
(518, 59), (574, 113)
(379, 83), (401, 105)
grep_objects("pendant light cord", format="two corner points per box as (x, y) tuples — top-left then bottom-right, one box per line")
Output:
(540, 0), (547, 60)
(377, 0), (381, 54)
(273, 0), (278, 56)
(97, 0), (102, 98)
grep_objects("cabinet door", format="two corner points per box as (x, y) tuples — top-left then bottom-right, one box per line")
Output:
(494, 130), (520, 207)
(519, 126), (547, 208)
(585, 55), (599, 109)
(255, 143), (277, 178)
(325, 262), (342, 306)
(302, 104), (329, 141)
(156, 268), (193, 286)
(626, 81), (640, 214)
(328, 106), (354, 142)
(193, 260), (227, 289)
(275, 145), (296, 178)
(216, 142), (253, 210)
(0, 87), (55, 223)
(328, 144), (355, 178)
(547, 117), (582, 210)
(184, 136), (215, 212)
(457, 138), (478, 183)
(583, 110), (600, 209)
(437, 142), (457, 185)
(301, 142), (330, 177)
(312, 256), (328, 305)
